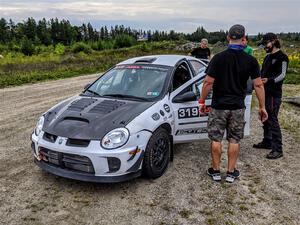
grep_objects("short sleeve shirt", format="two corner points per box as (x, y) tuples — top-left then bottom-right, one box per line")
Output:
(205, 49), (260, 109)
(191, 47), (211, 60)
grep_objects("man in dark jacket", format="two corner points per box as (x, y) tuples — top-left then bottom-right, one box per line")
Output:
(253, 33), (289, 159)
(199, 24), (268, 183)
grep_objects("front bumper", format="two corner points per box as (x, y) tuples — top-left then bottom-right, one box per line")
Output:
(34, 159), (142, 183)
(31, 130), (152, 182)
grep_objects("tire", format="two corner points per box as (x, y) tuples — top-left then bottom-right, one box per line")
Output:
(143, 128), (171, 179)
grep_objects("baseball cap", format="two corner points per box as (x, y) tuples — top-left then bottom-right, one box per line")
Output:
(258, 32), (278, 46)
(228, 24), (245, 40)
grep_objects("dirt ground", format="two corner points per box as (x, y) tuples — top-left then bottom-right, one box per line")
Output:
(0, 75), (299, 225)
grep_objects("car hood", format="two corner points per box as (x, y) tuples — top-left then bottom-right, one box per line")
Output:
(42, 96), (155, 140)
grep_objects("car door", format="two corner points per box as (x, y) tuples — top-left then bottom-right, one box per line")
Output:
(170, 71), (210, 143)
(170, 66), (252, 143)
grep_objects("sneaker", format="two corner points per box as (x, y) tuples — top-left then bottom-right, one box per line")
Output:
(253, 141), (272, 149)
(225, 169), (240, 183)
(266, 151), (283, 159)
(207, 168), (221, 182)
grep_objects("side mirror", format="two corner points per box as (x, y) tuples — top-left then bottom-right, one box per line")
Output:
(84, 83), (91, 90)
(173, 91), (197, 103)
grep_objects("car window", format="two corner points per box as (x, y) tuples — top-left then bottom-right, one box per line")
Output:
(86, 65), (171, 100)
(175, 77), (213, 100)
(189, 60), (206, 75)
(172, 63), (192, 91)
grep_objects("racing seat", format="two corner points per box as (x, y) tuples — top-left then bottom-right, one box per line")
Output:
(122, 70), (140, 95)
(172, 66), (190, 91)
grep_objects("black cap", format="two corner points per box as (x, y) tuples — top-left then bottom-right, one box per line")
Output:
(228, 24), (245, 40)
(258, 32), (278, 46)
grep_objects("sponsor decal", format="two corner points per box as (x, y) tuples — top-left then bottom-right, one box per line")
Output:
(116, 65), (141, 69)
(152, 113), (160, 121)
(175, 127), (208, 136)
(116, 65), (168, 71)
(159, 110), (165, 116)
(163, 104), (170, 113)
(147, 92), (160, 96)
(178, 106), (211, 119)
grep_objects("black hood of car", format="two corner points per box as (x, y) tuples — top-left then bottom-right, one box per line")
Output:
(42, 96), (155, 140)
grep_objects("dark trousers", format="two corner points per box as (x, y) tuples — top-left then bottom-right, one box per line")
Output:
(263, 96), (282, 152)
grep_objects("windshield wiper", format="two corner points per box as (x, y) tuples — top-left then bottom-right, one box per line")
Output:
(102, 94), (149, 101)
(84, 89), (102, 97)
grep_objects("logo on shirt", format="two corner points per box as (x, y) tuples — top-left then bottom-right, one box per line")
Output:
(272, 59), (277, 64)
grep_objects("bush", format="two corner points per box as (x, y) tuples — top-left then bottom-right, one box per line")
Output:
(114, 35), (135, 49)
(102, 40), (115, 50)
(21, 38), (35, 56)
(71, 42), (92, 54)
(54, 43), (65, 55)
(7, 42), (21, 52)
(35, 45), (53, 55)
(139, 42), (151, 52)
(91, 41), (104, 51)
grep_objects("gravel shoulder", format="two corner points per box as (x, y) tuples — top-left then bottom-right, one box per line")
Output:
(0, 75), (299, 225)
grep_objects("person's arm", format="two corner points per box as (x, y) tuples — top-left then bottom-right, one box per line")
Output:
(199, 75), (214, 102)
(190, 48), (196, 56)
(199, 75), (214, 114)
(207, 48), (211, 60)
(253, 77), (268, 122)
(249, 47), (253, 56)
(262, 61), (288, 84)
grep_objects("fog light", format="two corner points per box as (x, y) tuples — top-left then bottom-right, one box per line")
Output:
(107, 157), (121, 172)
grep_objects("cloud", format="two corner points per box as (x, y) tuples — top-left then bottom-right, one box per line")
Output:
(0, 0), (299, 33)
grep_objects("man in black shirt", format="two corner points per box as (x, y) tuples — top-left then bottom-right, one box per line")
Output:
(253, 33), (289, 159)
(190, 38), (211, 60)
(199, 24), (268, 183)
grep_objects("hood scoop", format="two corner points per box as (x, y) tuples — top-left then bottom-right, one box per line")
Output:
(88, 100), (126, 114)
(63, 117), (89, 123)
(68, 98), (97, 112)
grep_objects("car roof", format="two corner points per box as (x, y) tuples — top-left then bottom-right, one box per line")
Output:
(117, 55), (202, 67)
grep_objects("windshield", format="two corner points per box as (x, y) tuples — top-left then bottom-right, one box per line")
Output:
(85, 65), (171, 101)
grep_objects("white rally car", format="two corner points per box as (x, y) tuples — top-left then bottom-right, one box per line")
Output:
(31, 55), (252, 183)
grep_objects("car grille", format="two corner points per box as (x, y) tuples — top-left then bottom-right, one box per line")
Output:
(39, 147), (95, 174)
(66, 138), (90, 147)
(43, 133), (90, 147)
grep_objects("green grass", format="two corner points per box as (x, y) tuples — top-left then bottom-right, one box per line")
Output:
(0, 40), (299, 88)
(0, 41), (187, 88)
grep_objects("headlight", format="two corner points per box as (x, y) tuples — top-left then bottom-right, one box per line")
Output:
(35, 116), (45, 136)
(101, 128), (129, 149)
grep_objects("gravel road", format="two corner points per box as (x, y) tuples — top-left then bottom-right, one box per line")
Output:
(0, 75), (299, 225)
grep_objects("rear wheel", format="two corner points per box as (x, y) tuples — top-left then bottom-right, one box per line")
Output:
(143, 128), (171, 179)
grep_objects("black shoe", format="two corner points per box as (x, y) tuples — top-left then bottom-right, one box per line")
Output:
(225, 169), (240, 183)
(207, 168), (221, 181)
(266, 151), (283, 159)
(253, 141), (272, 149)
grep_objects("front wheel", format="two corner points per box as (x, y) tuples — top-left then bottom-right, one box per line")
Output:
(143, 128), (171, 179)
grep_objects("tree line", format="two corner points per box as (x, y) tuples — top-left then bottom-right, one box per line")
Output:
(0, 17), (231, 45)
(0, 17), (299, 50)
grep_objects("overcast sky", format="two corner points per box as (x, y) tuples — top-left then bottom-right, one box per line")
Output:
(0, 0), (299, 34)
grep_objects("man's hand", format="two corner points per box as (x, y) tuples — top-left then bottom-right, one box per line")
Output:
(198, 99), (206, 115)
(262, 78), (268, 84)
(258, 108), (268, 122)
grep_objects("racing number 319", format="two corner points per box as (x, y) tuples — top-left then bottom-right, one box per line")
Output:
(178, 106), (211, 119)
(178, 107), (199, 118)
